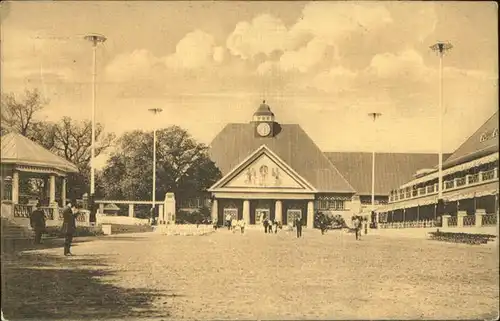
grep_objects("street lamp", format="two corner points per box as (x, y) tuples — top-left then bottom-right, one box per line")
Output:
(84, 33), (106, 198)
(368, 112), (382, 226)
(430, 42), (453, 202)
(148, 108), (163, 220)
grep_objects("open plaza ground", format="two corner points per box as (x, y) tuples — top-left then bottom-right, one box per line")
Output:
(2, 228), (498, 321)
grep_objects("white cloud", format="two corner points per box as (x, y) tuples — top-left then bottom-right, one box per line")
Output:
(105, 49), (161, 81)
(367, 49), (431, 79)
(279, 38), (329, 73)
(310, 66), (358, 93)
(226, 14), (297, 59)
(166, 30), (221, 69)
(290, 2), (393, 45)
(256, 61), (277, 75)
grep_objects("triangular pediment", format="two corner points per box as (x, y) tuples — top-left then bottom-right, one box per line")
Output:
(209, 145), (316, 192)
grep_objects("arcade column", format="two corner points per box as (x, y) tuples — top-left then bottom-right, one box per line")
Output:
(243, 200), (250, 224)
(49, 174), (56, 204)
(12, 170), (19, 204)
(61, 177), (67, 207)
(275, 200), (282, 223)
(211, 199), (218, 223)
(307, 200), (314, 228)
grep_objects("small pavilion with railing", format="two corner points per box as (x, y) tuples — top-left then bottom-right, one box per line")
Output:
(1, 132), (79, 222)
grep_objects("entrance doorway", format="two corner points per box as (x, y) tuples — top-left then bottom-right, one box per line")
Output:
(223, 208), (238, 225)
(287, 209), (302, 227)
(255, 208), (270, 225)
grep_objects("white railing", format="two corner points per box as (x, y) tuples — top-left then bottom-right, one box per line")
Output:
(39, 206), (55, 220)
(482, 169), (495, 181)
(390, 167), (498, 204)
(13, 204), (31, 218)
(76, 210), (90, 223)
(482, 214), (498, 226)
(455, 177), (466, 187)
(448, 216), (458, 227)
(467, 173), (479, 184)
(379, 220), (436, 229)
(463, 215), (476, 227)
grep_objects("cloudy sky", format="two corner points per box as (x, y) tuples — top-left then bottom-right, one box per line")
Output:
(1, 1), (498, 167)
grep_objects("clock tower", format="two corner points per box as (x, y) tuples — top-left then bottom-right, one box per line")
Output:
(252, 100), (275, 138)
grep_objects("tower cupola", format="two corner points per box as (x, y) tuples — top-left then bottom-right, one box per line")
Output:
(252, 100), (275, 123)
(252, 100), (275, 138)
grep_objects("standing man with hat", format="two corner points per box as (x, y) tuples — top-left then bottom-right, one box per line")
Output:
(30, 200), (46, 244)
(62, 200), (78, 256)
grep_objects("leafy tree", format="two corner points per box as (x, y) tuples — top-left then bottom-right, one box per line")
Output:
(33, 117), (116, 198)
(100, 126), (221, 207)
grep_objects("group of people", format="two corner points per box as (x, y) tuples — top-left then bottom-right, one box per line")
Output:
(29, 199), (81, 256)
(262, 217), (281, 234)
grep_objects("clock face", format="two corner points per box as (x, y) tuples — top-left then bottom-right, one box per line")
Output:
(257, 122), (271, 137)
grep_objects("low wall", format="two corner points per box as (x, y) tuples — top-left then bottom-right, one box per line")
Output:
(96, 214), (149, 226)
(369, 226), (499, 239)
(154, 224), (214, 236)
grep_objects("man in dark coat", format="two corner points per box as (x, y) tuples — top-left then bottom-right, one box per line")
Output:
(62, 201), (78, 256)
(295, 217), (303, 238)
(30, 202), (46, 244)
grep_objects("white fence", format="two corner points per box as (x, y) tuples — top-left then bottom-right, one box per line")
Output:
(96, 214), (149, 226)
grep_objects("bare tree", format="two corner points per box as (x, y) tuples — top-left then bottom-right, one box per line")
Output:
(1, 89), (47, 137)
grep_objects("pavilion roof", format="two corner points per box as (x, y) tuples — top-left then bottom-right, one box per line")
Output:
(443, 111), (499, 168)
(1, 132), (79, 173)
(103, 203), (120, 211)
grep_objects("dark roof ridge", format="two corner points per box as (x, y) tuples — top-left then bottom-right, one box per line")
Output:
(295, 126), (356, 192)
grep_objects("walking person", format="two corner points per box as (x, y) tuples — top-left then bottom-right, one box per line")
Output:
(353, 216), (361, 240)
(62, 201), (78, 256)
(263, 218), (269, 233)
(30, 201), (46, 244)
(225, 213), (232, 230)
(240, 220), (245, 234)
(295, 217), (303, 238)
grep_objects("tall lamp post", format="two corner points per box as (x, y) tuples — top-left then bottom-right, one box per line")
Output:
(84, 33), (106, 199)
(148, 108), (163, 221)
(430, 42), (453, 206)
(368, 112), (382, 227)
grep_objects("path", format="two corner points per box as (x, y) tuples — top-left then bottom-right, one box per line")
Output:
(2, 229), (498, 320)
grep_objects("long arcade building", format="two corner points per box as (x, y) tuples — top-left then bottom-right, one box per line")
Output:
(376, 111), (499, 224)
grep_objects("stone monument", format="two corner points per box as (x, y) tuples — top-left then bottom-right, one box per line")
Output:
(164, 192), (176, 225)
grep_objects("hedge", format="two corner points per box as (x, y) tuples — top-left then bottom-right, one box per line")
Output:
(44, 226), (104, 238)
(428, 230), (497, 245)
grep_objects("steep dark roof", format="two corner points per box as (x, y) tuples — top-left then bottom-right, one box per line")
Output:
(325, 152), (452, 196)
(443, 111), (499, 168)
(209, 123), (355, 193)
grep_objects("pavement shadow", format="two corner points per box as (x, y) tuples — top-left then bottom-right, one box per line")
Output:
(1, 237), (99, 254)
(1, 251), (171, 320)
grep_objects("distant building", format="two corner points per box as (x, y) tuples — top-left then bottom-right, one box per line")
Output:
(103, 203), (121, 215)
(200, 101), (446, 227)
(376, 111), (499, 223)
